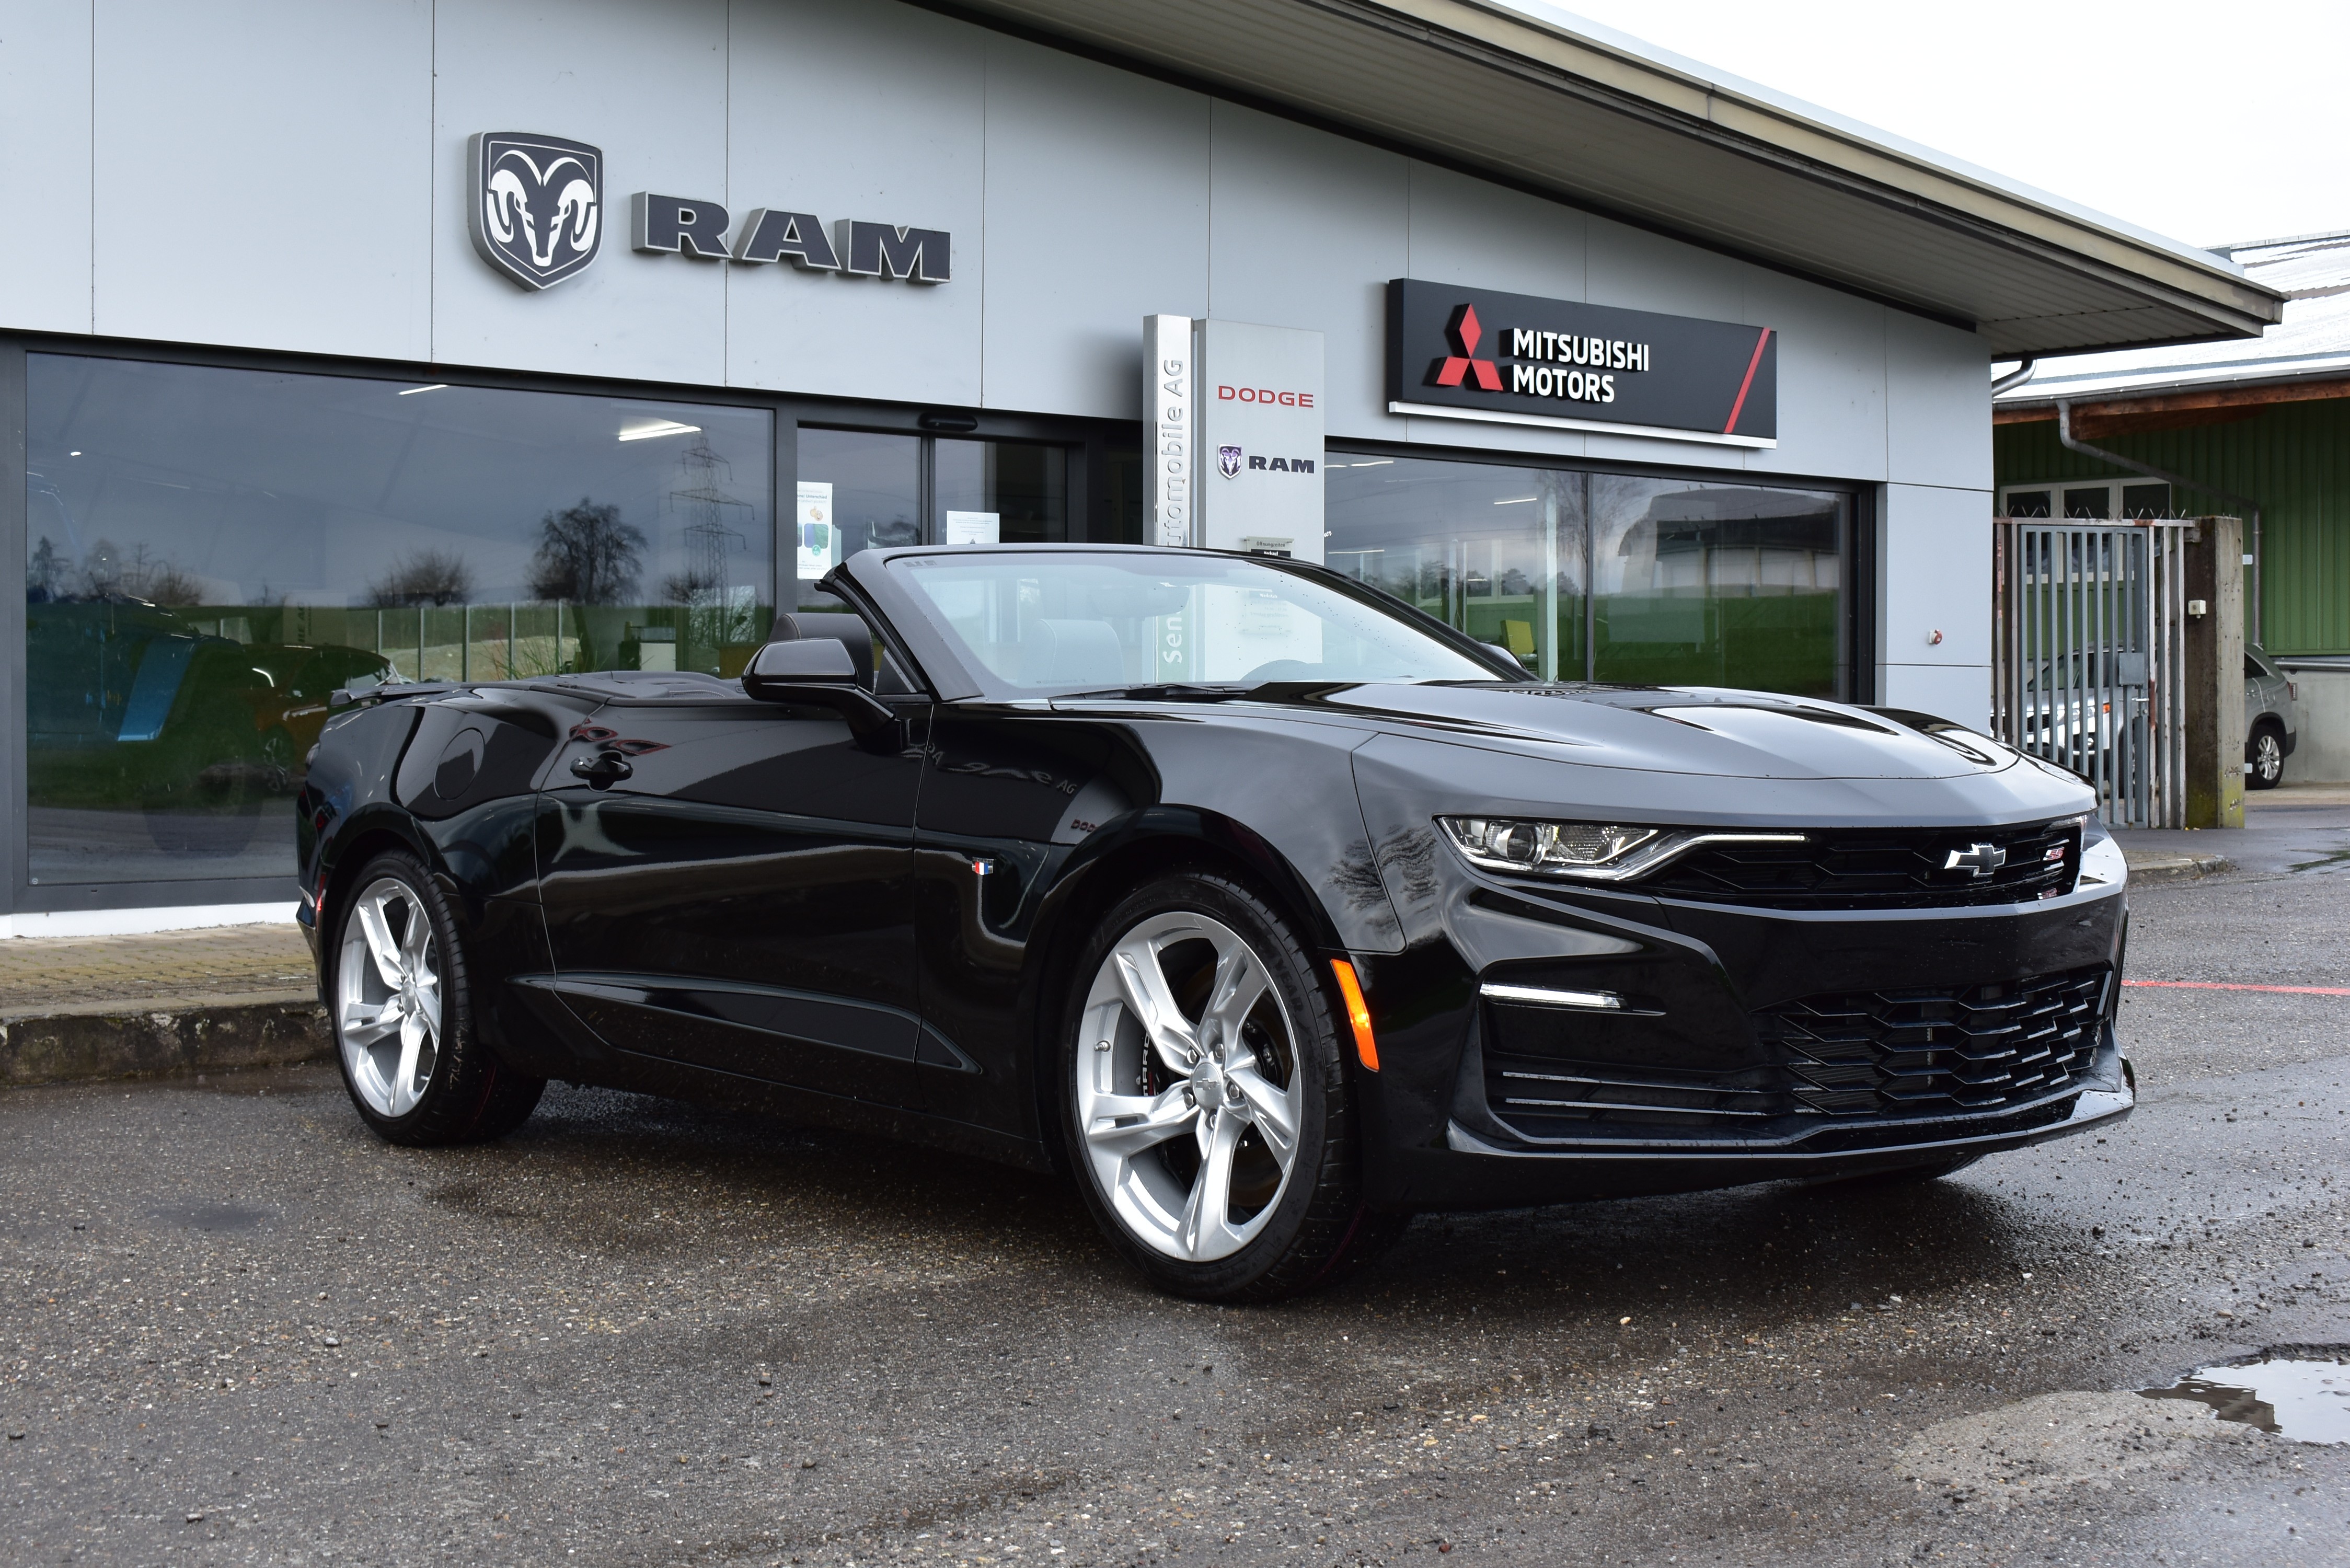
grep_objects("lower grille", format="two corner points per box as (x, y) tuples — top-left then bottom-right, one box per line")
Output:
(1482, 964), (2112, 1141)
(1755, 965), (2111, 1117)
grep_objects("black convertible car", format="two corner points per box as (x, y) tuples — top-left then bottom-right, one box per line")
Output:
(298, 544), (2132, 1301)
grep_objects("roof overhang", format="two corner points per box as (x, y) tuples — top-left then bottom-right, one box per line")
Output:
(1996, 367), (2350, 439)
(937, 0), (2285, 357)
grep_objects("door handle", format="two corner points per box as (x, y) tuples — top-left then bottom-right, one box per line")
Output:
(570, 751), (633, 789)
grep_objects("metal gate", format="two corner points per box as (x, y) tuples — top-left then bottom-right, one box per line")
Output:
(1992, 518), (2190, 827)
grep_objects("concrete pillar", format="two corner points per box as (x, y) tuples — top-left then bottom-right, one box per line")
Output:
(2182, 516), (2244, 829)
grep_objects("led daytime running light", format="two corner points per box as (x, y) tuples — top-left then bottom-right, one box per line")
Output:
(1436, 817), (1808, 882)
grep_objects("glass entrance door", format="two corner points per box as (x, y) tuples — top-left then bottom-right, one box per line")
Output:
(794, 428), (1069, 610)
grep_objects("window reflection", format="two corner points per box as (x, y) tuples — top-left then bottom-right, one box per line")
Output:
(1326, 453), (1849, 698)
(934, 440), (1067, 546)
(1591, 476), (1848, 697)
(1322, 456), (1584, 680)
(796, 428), (920, 596)
(24, 355), (773, 885)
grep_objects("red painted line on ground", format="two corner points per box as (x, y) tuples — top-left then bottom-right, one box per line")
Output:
(2123, 978), (2350, 997)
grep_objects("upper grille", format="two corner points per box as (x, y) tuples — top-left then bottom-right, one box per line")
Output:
(1481, 963), (2112, 1143)
(1640, 819), (2082, 909)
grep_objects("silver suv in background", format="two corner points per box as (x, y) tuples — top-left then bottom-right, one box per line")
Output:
(2247, 646), (2299, 789)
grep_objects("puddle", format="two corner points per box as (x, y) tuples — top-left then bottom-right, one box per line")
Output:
(147, 1202), (273, 1233)
(2139, 1346), (2350, 1444)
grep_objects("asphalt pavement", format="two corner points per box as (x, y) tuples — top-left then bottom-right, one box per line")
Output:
(3, 851), (2346, 1567)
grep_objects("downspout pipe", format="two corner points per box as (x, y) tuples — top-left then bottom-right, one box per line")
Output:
(2056, 399), (2263, 645)
(1990, 358), (2036, 396)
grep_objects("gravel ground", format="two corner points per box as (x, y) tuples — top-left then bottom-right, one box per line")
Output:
(2, 866), (2345, 1568)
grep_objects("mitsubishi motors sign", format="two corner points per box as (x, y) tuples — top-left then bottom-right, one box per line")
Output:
(1386, 279), (1777, 448)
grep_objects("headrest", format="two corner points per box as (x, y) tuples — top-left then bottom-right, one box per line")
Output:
(767, 612), (874, 687)
(1022, 618), (1127, 687)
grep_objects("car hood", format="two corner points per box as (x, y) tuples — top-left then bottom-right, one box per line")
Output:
(1235, 682), (2023, 781)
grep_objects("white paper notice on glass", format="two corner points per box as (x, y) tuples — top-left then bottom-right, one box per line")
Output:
(944, 511), (1000, 545)
(796, 481), (837, 578)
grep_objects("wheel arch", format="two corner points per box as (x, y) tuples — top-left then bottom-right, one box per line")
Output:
(317, 815), (452, 963)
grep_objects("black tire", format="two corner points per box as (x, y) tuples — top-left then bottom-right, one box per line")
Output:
(1060, 871), (1405, 1302)
(1808, 1153), (1983, 1191)
(2247, 724), (2285, 790)
(327, 850), (545, 1146)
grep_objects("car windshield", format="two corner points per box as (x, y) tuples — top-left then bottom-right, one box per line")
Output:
(885, 551), (1505, 693)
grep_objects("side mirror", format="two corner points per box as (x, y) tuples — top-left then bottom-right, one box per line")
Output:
(742, 637), (898, 743)
(744, 637), (860, 690)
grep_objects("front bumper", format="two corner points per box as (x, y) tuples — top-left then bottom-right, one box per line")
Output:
(1348, 828), (2132, 1211)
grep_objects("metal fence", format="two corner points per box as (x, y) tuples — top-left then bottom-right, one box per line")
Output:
(1992, 518), (2191, 827)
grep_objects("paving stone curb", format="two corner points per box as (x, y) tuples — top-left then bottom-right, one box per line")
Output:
(2123, 851), (2232, 884)
(0, 997), (330, 1086)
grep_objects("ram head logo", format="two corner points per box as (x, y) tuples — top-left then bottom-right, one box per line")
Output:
(468, 132), (602, 290)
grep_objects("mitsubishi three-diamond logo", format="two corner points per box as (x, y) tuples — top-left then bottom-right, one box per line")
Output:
(1428, 304), (1503, 391)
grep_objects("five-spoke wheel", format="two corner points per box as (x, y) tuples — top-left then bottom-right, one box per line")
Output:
(327, 851), (545, 1145)
(337, 875), (445, 1119)
(1075, 908), (1306, 1262)
(1064, 873), (1404, 1301)
(2249, 725), (2285, 790)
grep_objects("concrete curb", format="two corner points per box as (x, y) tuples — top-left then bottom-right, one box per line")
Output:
(2124, 851), (2233, 884)
(0, 998), (331, 1086)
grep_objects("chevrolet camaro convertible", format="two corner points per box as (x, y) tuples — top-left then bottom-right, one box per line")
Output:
(298, 544), (2133, 1301)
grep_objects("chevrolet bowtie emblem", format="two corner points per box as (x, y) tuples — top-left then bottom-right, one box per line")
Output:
(1943, 842), (2007, 878)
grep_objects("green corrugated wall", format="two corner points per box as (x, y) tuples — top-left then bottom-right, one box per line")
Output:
(1994, 398), (2350, 655)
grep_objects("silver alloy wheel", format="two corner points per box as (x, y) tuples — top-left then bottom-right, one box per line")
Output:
(336, 877), (444, 1119)
(2254, 730), (2283, 785)
(1074, 909), (1306, 1262)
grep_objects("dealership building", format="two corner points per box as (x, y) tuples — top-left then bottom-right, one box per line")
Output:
(0, 0), (2284, 933)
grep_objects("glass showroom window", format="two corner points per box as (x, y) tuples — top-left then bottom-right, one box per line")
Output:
(1590, 475), (1851, 698)
(1328, 452), (1851, 697)
(1323, 455), (1585, 679)
(24, 354), (774, 887)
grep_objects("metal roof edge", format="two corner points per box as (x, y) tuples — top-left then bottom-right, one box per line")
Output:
(1427, 0), (2284, 327)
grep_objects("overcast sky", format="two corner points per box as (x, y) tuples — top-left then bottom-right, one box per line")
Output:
(1552, 0), (2342, 251)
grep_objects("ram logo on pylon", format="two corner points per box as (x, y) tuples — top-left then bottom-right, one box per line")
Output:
(1428, 304), (1503, 391)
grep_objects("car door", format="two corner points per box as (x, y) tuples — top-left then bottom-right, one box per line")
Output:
(535, 669), (929, 1107)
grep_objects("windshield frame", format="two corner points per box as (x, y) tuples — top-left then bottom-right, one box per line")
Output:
(839, 544), (1528, 702)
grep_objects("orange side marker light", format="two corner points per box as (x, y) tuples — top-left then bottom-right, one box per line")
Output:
(1331, 959), (1378, 1071)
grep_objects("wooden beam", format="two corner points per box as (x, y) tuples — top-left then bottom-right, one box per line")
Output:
(1996, 374), (2350, 430)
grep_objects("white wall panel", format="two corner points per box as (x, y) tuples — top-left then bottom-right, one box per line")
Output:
(1405, 162), (1585, 300)
(0, 1), (93, 335)
(93, 0), (431, 360)
(724, 0), (982, 405)
(1206, 105), (1407, 441)
(1879, 480), (1994, 720)
(433, 0), (726, 384)
(1741, 268), (1885, 483)
(1877, 662), (1990, 728)
(1585, 215), (1742, 323)
(1887, 310), (1992, 491)
(978, 35), (1208, 419)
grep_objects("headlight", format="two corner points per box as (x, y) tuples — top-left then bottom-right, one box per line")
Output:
(1441, 817), (1656, 870)
(1436, 817), (1806, 881)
